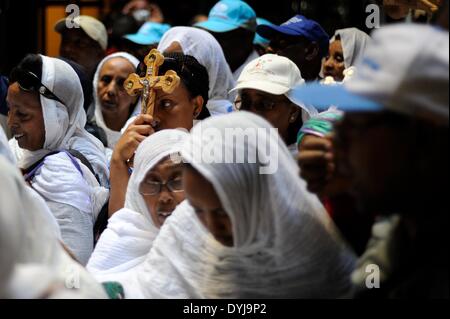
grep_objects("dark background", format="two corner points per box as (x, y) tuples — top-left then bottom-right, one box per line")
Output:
(0, 0), (375, 75)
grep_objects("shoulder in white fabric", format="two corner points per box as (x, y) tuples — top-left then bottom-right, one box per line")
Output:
(0, 156), (107, 299)
(31, 152), (94, 214)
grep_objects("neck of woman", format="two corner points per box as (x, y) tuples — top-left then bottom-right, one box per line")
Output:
(102, 106), (132, 132)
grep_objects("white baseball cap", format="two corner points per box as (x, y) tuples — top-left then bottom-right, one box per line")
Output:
(230, 54), (305, 95)
(55, 15), (108, 51)
(230, 54), (319, 118)
(288, 24), (449, 125)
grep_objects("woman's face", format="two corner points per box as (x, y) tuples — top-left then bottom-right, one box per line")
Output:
(153, 83), (201, 132)
(7, 83), (45, 151)
(323, 39), (346, 81)
(136, 53), (203, 131)
(140, 157), (185, 228)
(97, 57), (137, 119)
(183, 165), (234, 247)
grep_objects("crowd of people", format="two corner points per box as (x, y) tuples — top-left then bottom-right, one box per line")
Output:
(0, 0), (448, 299)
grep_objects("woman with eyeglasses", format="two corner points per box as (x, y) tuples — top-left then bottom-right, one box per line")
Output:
(87, 129), (188, 277)
(0, 156), (108, 299)
(231, 54), (317, 156)
(6, 54), (109, 265)
(108, 52), (210, 215)
(92, 111), (355, 298)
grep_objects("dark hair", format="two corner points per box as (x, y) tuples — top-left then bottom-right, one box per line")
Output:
(110, 14), (140, 49)
(138, 52), (211, 119)
(9, 54), (42, 83)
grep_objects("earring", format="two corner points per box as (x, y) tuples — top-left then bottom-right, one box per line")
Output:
(289, 115), (297, 123)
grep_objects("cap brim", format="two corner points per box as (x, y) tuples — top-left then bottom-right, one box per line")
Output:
(123, 34), (159, 45)
(195, 20), (239, 33)
(230, 81), (289, 96)
(253, 34), (270, 46)
(256, 24), (302, 40)
(287, 83), (383, 112)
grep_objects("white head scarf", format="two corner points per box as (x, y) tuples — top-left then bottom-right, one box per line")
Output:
(157, 27), (236, 115)
(100, 112), (355, 298)
(0, 127), (15, 165)
(92, 52), (141, 149)
(332, 28), (371, 69)
(8, 55), (109, 186)
(2, 126), (61, 240)
(0, 157), (107, 298)
(87, 129), (189, 275)
(180, 111), (355, 298)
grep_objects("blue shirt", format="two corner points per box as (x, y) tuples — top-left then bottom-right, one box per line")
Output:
(0, 75), (8, 116)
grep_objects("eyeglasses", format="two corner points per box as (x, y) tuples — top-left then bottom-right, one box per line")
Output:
(234, 98), (277, 112)
(139, 178), (184, 196)
(10, 67), (64, 104)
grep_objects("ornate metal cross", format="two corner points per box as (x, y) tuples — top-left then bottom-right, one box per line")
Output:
(124, 49), (180, 115)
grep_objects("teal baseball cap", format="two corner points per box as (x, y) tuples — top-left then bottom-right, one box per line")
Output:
(124, 22), (171, 45)
(195, 0), (257, 33)
(254, 18), (274, 46)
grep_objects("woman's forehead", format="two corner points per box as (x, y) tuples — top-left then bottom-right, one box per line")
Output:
(144, 156), (183, 176)
(156, 81), (189, 100)
(101, 57), (135, 73)
(7, 83), (41, 110)
(330, 39), (343, 51)
(164, 41), (183, 53)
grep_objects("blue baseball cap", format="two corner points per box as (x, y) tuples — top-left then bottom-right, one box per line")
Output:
(195, 0), (257, 33)
(257, 15), (329, 57)
(124, 22), (171, 46)
(288, 82), (382, 113)
(253, 18), (275, 46)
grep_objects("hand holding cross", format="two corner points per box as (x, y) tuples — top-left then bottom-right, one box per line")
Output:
(124, 49), (180, 116)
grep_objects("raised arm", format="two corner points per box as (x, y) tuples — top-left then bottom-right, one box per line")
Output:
(108, 114), (155, 216)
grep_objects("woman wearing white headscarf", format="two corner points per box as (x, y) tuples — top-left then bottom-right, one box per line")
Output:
(7, 54), (109, 265)
(91, 52), (141, 151)
(157, 26), (236, 115)
(95, 112), (356, 298)
(322, 28), (371, 82)
(87, 129), (188, 275)
(0, 156), (107, 299)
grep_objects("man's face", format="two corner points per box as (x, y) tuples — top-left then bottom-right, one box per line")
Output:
(334, 112), (413, 213)
(59, 29), (104, 76)
(211, 28), (255, 72)
(238, 89), (297, 143)
(269, 35), (308, 71)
